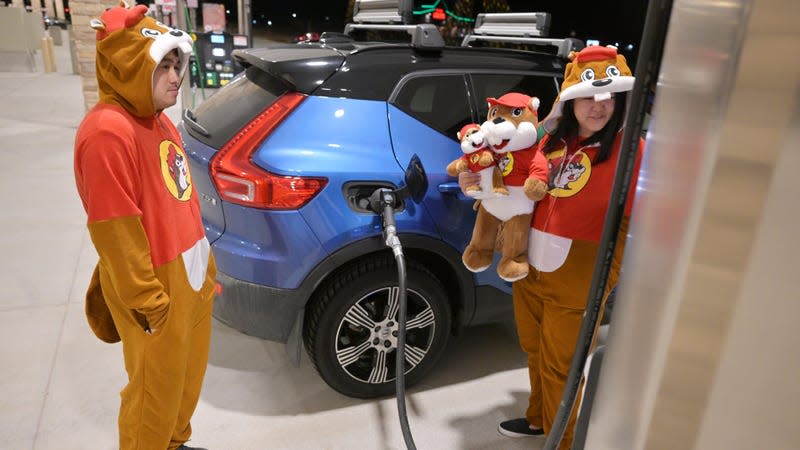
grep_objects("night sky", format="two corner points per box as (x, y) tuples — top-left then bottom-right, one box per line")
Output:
(245, 0), (649, 47)
(518, 1), (649, 47)
(218, 0), (650, 65)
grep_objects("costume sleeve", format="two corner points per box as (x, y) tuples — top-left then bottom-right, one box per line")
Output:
(88, 216), (169, 316)
(77, 127), (169, 316)
(528, 139), (549, 183)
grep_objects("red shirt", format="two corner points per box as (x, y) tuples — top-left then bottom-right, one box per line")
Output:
(495, 145), (538, 186)
(74, 103), (205, 268)
(460, 150), (496, 172)
(531, 132), (643, 242)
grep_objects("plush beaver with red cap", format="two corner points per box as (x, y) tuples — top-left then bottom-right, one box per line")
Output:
(446, 123), (507, 196)
(458, 92), (548, 282)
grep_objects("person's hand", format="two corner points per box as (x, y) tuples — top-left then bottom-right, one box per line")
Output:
(458, 171), (481, 194)
(144, 304), (168, 335)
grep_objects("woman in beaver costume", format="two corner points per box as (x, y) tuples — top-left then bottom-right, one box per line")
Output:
(462, 45), (644, 448)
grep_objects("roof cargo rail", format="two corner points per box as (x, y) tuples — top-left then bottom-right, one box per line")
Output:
(343, 0), (444, 49)
(471, 12), (552, 37)
(352, 0), (412, 25)
(461, 12), (584, 59)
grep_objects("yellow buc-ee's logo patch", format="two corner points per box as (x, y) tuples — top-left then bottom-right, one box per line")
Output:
(159, 140), (192, 201)
(498, 152), (514, 177)
(546, 148), (591, 198)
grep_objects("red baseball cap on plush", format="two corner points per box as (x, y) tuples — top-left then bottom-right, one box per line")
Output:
(487, 92), (532, 108)
(459, 123), (480, 137)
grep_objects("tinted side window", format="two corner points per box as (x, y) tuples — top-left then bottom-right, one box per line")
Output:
(189, 66), (289, 149)
(470, 74), (560, 123)
(392, 75), (472, 140)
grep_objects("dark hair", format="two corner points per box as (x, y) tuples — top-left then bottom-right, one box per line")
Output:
(543, 93), (627, 164)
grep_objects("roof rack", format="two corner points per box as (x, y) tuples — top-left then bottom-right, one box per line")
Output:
(461, 12), (584, 59)
(343, 0), (444, 49)
(471, 12), (552, 37)
(351, 0), (412, 25)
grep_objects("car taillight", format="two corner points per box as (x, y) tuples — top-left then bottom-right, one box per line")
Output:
(210, 92), (328, 210)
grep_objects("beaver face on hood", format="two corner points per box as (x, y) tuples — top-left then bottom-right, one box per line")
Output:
(90, 1), (193, 117)
(542, 45), (635, 132)
(560, 45), (634, 102)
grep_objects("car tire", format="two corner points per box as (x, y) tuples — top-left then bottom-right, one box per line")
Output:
(304, 254), (451, 398)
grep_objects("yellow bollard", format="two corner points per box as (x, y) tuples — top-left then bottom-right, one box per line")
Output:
(41, 34), (56, 73)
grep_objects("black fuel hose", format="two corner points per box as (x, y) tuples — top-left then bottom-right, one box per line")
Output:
(543, 1), (673, 448)
(393, 251), (417, 450)
(372, 190), (417, 450)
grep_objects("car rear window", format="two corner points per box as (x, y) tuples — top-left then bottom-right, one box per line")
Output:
(390, 72), (561, 140)
(186, 66), (289, 149)
(392, 74), (472, 139)
(470, 73), (560, 121)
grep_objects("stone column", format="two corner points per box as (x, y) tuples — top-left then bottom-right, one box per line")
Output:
(55, 0), (65, 20)
(69, 0), (109, 112)
(45, 0), (55, 19)
(30, 0), (42, 16)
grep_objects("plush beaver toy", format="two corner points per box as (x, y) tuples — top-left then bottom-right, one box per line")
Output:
(461, 93), (548, 282)
(446, 123), (508, 196)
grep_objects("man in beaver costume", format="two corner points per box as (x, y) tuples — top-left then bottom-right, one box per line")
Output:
(73, 2), (214, 449)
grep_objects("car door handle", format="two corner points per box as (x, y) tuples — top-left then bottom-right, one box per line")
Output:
(438, 182), (462, 194)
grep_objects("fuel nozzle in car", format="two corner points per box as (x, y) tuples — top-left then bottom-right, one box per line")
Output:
(368, 188), (403, 258)
(366, 155), (428, 450)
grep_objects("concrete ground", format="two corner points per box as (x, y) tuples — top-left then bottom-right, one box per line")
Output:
(0, 28), (543, 450)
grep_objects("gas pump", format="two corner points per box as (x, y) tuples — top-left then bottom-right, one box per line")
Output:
(190, 31), (248, 88)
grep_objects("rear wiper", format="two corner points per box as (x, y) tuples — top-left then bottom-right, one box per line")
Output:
(182, 108), (210, 137)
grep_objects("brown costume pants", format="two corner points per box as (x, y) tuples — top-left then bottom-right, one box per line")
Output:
(102, 259), (216, 450)
(512, 232), (625, 450)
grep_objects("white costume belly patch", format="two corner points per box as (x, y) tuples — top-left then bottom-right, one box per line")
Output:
(528, 228), (572, 272)
(481, 186), (535, 222)
(181, 237), (210, 291)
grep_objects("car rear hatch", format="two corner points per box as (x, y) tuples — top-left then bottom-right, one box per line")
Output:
(181, 45), (346, 242)
(183, 45), (346, 149)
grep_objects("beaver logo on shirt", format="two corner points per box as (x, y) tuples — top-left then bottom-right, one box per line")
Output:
(547, 149), (591, 197)
(551, 162), (586, 190)
(159, 140), (192, 200)
(497, 152), (514, 176)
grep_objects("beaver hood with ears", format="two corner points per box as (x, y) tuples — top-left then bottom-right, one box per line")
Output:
(91, 1), (193, 117)
(542, 45), (635, 132)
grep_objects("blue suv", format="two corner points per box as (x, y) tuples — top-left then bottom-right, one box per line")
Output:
(180, 17), (577, 398)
